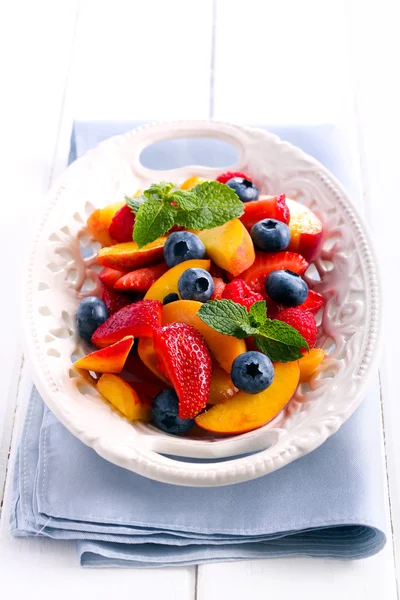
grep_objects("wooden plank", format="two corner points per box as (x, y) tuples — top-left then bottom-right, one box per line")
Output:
(70, 0), (213, 120)
(213, 0), (354, 125)
(0, 0), (214, 594)
(200, 0), (398, 598)
(0, 0), (80, 510)
(0, 362), (194, 599)
(347, 0), (400, 588)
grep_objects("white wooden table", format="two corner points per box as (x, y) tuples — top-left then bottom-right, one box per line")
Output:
(1, 1), (399, 597)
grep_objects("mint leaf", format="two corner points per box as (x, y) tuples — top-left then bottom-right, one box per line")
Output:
(191, 181), (244, 228)
(133, 199), (175, 248)
(197, 298), (308, 363)
(254, 319), (309, 362)
(143, 181), (175, 201)
(172, 189), (204, 211)
(125, 194), (145, 214)
(197, 300), (255, 338)
(249, 301), (267, 328)
(131, 180), (245, 247)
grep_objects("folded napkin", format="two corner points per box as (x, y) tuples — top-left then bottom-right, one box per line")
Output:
(10, 122), (386, 567)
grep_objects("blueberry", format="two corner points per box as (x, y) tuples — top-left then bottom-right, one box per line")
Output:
(265, 270), (308, 307)
(76, 296), (108, 343)
(231, 351), (274, 394)
(152, 389), (194, 434)
(251, 218), (291, 252)
(225, 177), (259, 203)
(163, 231), (206, 268)
(178, 268), (214, 302)
(163, 293), (180, 305)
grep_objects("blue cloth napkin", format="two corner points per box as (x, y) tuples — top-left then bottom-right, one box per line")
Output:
(10, 122), (386, 567)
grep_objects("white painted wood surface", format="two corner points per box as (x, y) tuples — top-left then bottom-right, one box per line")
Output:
(0, 0), (398, 597)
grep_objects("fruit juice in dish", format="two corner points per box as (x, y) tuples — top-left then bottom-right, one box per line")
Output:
(73, 173), (325, 436)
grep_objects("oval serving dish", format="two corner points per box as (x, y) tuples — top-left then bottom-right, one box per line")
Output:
(23, 120), (381, 486)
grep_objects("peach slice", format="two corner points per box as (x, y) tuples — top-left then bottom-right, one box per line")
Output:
(196, 219), (255, 276)
(286, 199), (323, 261)
(299, 348), (326, 382)
(97, 374), (151, 421)
(73, 336), (134, 373)
(195, 361), (300, 434)
(209, 362), (238, 405)
(97, 237), (167, 271)
(144, 259), (210, 302)
(162, 300), (246, 373)
(180, 176), (207, 190)
(137, 337), (171, 386)
(87, 202), (124, 247)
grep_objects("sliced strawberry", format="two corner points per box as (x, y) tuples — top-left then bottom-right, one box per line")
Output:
(222, 279), (263, 311)
(216, 171), (251, 184)
(211, 277), (226, 300)
(299, 290), (324, 314)
(114, 263), (168, 293)
(153, 323), (212, 419)
(99, 267), (125, 288)
(124, 353), (167, 385)
(109, 204), (135, 243)
(101, 286), (133, 316)
(240, 194), (290, 230)
(92, 300), (162, 347)
(240, 251), (309, 296)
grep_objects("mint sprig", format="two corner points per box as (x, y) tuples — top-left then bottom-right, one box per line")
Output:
(197, 299), (309, 363)
(125, 194), (145, 213)
(128, 180), (244, 248)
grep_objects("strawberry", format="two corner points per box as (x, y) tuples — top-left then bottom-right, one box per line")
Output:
(299, 290), (324, 314)
(216, 171), (251, 184)
(92, 300), (162, 347)
(109, 204), (135, 243)
(99, 267), (126, 288)
(240, 194), (290, 230)
(262, 289), (323, 319)
(222, 279), (263, 310)
(114, 263), (168, 293)
(275, 307), (317, 350)
(153, 323), (212, 419)
(240, 251), (309, 296)
(211, 277), (226, 300)
(101, 286), (133, 316)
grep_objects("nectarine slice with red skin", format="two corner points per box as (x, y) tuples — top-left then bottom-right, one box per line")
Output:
(87, 202), (124, 247)
(97, 237), (167, 271)
(195, 361), (300, 434)
(137, 338), (171, 386)
(162, 300), (247, 373)
(299, 348), (326, 382)
(97, 374), (151, 421)
(144, 259), (210, 302)
(196, 219), (255, 277)
(286, 199), (323, 261)
(73, 336), (134, 373)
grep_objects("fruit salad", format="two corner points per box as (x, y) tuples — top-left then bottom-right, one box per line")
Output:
(74, 173), (326, 437)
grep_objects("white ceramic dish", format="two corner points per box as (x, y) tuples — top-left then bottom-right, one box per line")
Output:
(23, 120), (381, 487)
